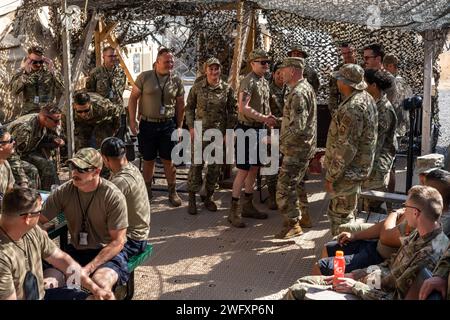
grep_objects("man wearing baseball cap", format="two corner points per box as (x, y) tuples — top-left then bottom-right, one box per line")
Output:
(323, 64), (378, 235)
(185, 57), (237, 215)
(275, 57), (317, 239)
(42, 147), (129, 296)
(287, 44), (320, 94)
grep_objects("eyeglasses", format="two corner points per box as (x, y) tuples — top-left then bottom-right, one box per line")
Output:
(0, 137), (15, 145)
(31, 60), (44, 65)
(46, 116), (61, 123)
(253, 60), (271, 65)
(75, 108), (91, 114)
(403, 203), (421, 213)
(106, 55), (118, 58)
(363, 56), (377, 61)
(69, 163), (96, 173)
(20, 209), (42, 217)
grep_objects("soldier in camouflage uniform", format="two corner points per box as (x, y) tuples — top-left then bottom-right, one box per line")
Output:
(72, 91), (122, 150)
(324, 64), (378, 236)
(185, 58), (237, 215)
(228, 49), (278, 228)
(9, 46), (64, 115)
(275, 57), (317, 239)
(383, 54), (413, 138)
(86, 46), (127, 106)
(6, 104), (63, 190)
(0, 126), (15, 202)
(284, 185), (449, 300)
(287, 45), (320, 94)
(328, 42), (357, 115)
(362, 69), (397, 213)
(420, 243), (450, 300)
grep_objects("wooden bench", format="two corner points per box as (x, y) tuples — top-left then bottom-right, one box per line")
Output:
(358, 190), (408, 222)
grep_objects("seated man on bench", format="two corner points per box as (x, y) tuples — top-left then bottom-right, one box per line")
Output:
(100, 137), (151, 274)
(285, 185), (449, 300)
(42, 148), (129, 296)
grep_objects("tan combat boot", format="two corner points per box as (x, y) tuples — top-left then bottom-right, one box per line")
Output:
(145, 181), (153, 201)
(241, 194), (268, 219)
(188, 192), (197, 215)
(203, 190), (217, 212)
(276, 219), (303, 239)
(168, 183), (182, 207)
(299, 208), (312, 228)
(266, 186), (278, 210)
(227, 200), (245, 228)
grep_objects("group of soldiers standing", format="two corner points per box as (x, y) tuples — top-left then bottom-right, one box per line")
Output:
(1, 41), (411, 240)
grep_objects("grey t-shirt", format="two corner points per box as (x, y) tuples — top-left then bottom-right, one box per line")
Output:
(110, 163), (150, 241)
(42, 178), (128, 250)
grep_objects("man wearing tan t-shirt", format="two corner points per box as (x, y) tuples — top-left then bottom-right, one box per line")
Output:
(128, 48), (185, 207)
(0, 187), (112, 300)
(101, 137), (150, 268)
(42, 148), (128, 295)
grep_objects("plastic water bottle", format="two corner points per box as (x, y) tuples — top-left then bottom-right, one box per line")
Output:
(333, 250), (345, 286)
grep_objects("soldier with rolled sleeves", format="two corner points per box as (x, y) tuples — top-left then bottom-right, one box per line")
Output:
(275, 57), (317, 239)
(328, 42), (357, 115)
(287, 45), (320, 94)
(128, 48), (185, 206)
(86, 46), (126, 106)
(362, 69), (397, 214)
(324, 64), (378, 235)
(186, 57), (237, 215)
(72, 91), (123, 150)
(6, 104), (64, 190)
(228, 49), (277, 228)
(9, 46), (64, 115)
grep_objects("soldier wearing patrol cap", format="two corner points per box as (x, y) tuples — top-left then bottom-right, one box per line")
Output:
(6, 103), (64, 190)
(9, 46), (64, 116)
(324, 64), (378, 235)
(228, 49), (277, 228)
(186, 57), (237, 215)
(287, 45), (320, 94)
(275, 57), (317, 239)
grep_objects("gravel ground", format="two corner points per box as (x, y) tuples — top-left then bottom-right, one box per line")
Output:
(437, 88), (450, 166)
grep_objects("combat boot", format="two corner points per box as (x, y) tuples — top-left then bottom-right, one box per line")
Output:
(203, 190), (217, 212)
(168, 183), (182, 207)
(299, 209), (312, 228)
(241, 194), (268, 219)
(266, 186), (278, 210)
(276, 219), (303, 239)
(188, 192), (197, 215)
(145, 181), (153, 201)
(227, 200), (245, 228)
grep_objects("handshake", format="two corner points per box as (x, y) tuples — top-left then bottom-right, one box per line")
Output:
(263, 114), (281, 128)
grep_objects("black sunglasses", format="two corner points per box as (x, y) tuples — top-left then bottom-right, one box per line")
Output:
(76, 108), (91, 114)
(20, 209), (42, 217)
(253, 60), (271, 65)
(31, 60), (44, 65)
(69, 163), (96, 173)
(0, 137), (15, 144)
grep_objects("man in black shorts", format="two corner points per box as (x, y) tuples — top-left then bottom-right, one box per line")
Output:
(128, 48), (185, 206)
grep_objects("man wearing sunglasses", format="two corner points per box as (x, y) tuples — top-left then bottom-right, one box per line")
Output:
(9, 46), (64, 115)
(6, 103), (63, 190)
(72, 91), (122, 149)
(86, 46), (126, 106)
(287, 45), (320, 94)
(0, 187), (114, 300)
(0, 126), (15, 200)
(42, 148), (129, 296)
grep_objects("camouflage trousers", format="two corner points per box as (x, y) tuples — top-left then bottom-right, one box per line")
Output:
(276, 155), (310, 221)
(22, 151), (59, 191)
(187, 141), (221, 194)
(75, 122), (117, 150)
(327, 179), (362, 236)
(362, 170), (390, 214)
(14, 160), (41, 189)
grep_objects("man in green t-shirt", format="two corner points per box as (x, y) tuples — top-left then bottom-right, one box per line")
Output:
(42, 148), (129, 295)
(0, 187), (112, 300)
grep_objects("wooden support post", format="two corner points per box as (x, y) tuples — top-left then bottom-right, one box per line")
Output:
(243, 9), (256, 75)
(61, 0), (74, 159)
(94, 19), (103, 67)
(99, 22), (119, 42)
(421, 30), (433, 155)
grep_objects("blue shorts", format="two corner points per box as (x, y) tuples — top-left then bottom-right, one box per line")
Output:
(138, 119), (176, 161)
(318, 240), (384, 275)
